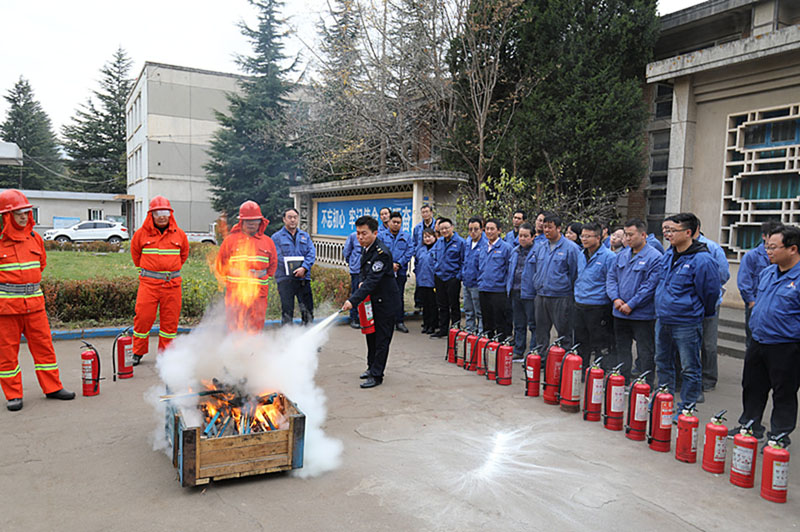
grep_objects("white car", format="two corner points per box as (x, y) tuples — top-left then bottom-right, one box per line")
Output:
(43, 220), (129, 244)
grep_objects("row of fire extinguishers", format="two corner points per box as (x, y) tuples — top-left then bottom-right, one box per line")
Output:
(445, 324), (791, 504)
(80, 327), (136, 397)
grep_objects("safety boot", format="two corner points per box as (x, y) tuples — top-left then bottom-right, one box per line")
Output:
(7, 398), (22, 411)
(45, 388), (76, 400)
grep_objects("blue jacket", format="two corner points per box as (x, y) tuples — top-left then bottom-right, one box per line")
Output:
(574, 245), (614, 305)
(432, 232), (465, 281)
(697, 234), (730, 307)
(478, 238), (512, 292)
(461, 233), (486, 288)
(647, 234), (665, 254)
(737, 243), (770, 305)
(343, 232), (361, 274)
(521, 248), (538, 300)
(504, 230), (519, 247)
(412, 219), (437, 254)
(533, 236), (582, 297)
(750, 261), (800, 344)
(384, 230), (412, 276)
(414, 243), (436, 288)
(654, 241), (721, 324)
(606, 243), (662, 320)
(506, 243), (536, 296)
(272, 226), (316, 282)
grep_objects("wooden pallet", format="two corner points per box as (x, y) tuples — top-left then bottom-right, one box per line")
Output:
(166, 394), (305, 487)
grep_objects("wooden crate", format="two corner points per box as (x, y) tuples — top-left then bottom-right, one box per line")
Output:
(166, 394), (305, 487)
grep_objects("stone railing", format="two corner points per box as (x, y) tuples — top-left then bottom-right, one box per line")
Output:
(312, 236), (347, 269)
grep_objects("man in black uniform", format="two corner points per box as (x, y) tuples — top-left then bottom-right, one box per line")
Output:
(341, 216), (400, 389)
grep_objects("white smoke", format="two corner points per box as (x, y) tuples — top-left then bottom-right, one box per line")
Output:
(146, 303), (343, 478)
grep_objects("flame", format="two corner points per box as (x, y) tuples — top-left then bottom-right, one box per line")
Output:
(197, 380), (287, 437)
(213, 233), (266, 331)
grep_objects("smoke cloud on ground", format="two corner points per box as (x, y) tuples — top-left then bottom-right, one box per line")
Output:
(147, 303), (343, 478)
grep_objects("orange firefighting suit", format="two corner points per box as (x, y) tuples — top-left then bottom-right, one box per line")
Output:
(130, 212), (189, 356)
(0, 213), (64, 400)
(215, 219), (277, 333)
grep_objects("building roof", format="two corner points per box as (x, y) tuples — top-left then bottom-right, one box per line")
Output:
(0, 141), (23, 166)
(289, 171), (469, 195)
(16, 189), (123, 202)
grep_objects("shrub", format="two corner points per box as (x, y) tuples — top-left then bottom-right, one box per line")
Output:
(43, 240), (124, 253)
(188, 241), (218, 260)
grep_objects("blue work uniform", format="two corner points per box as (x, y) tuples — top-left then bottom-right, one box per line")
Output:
(272, 226), (317, 325)
(606, 244), (662, 320)
(574, 244), (614, 305)
(478, 238), (512, 292)
(343, 232), (362, 323)
(738, 243), (770, 305)
(647, 234), (665, 254)
(412, 219), (437, 253)
(532, 236), (582, 297)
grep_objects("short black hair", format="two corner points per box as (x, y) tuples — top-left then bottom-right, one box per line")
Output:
(542, 212), (562, 228)
(379, 207), (391, 215)
(467, 216), (484, 227)
(486, 218), (502, 230)
(513, 210), (527, 219)
(581, 222), (602, 237)
(568, 222), (582, 235)
(769, 225), (800, 251)
(437, 217), (453, 227)
(665, 212), (699, 235)
(623, 218), (647, 233)
(519, 222), (534, 234)
(390, 211), (403, 221)
(420, 204), (432, 212)
(355, 216), (378, 232)
(422, 227), (436, 238)
(283, 207), (299, 217)
(761, 220), (783, 236)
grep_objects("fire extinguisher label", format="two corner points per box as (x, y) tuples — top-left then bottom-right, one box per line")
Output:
(772, 460), (789, 490)
(713, 435), (727, 462)
(487, 347), (496, 371)
(634, 394), (648, 422)
(570, 370), (580, 400)
(690, 427), (697, 452)
(732, 445), (754, 475)
(660, 400), (673, 429)
(364, 299), (373, 321)
(124, 345), (134, 366)
(591, 379), (603, 404)
(611, 385), (624, 412)
(81, 360), (92, 381)
(526, 366), (533, 379)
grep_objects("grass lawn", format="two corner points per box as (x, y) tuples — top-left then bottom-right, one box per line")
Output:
(43, 250), (217, 283)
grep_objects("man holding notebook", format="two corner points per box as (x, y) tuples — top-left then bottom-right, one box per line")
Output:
(273, 208), (317, 326)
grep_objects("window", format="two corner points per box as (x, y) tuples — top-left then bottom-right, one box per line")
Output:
(772, 120), (798, 143)
(654, 84), (673, 119)
(652, 130), (670, 150)
(744, 125), (767, 146)
(77, 222), (94, 230)
(88, 209), (104, 221)
(31, 207), (39, 225)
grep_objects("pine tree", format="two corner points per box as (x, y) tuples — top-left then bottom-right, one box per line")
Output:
(205, 0), (299, 222)
(62, 47), (132, 193)
(0, 77), (62, 189)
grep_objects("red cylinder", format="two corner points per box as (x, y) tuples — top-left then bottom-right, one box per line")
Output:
(603, 367), (625, 431)
(542, 342), (566, 405)
(496, 342), (513, 385)
(702, 412), (729, 474)
(115, 333), (134, 380)
(358, 296), (375, 335)
(648, 386), (673, 452)
(465, 332), (480, 371)
(455, 330), (469, 367)
(761, 438), (790, 503)
(675, 407), (699, 463)
(447, 324), (460, 363)
(476, 335), (490, 376)
(730, 429), (759, 488)
(524, 348), (541, 397)
(81, 344), (100, 397)
(485, 339), (499, 381)
(625, 378), (651, 440)
(559, 348), (582, 413)
(582, 363), (604, 422)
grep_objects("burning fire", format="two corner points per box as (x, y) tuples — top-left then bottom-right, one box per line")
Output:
(197, 379), (288, 438)
(212, 231), (270, 331)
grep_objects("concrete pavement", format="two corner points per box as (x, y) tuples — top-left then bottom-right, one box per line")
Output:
(1, 325), (798, 531)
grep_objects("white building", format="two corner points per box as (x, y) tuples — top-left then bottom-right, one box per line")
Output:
(13, 189), (126, 231)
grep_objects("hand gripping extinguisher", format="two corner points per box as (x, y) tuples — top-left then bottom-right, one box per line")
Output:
(603, 363), (626, 431)
(465, 329), (480, 371)
(476, 333), (491, 376)
(702, 409), (728, 474)
(112, 327), (134, 381)
(647, 385), (674, 452)
(495, 337), (514, 386)
(358, 296), (376, 335)
(81, 341), (102, 396)
(761, 432), (790, 503)
(446, 321), (461, 363)
(675, 403), (699, 463)
(624, 370), (651, 440)
(582, 357), (604, 421)
(542, 337), (566, 405)
(730, 420), (759, 488)
(524, 345), (542, 397)
(485, 334), (502, 381)
(455, 327), (470, 368)
(558, 344), (582, 413)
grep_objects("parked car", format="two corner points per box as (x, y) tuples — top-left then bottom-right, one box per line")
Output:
(43, 220), (129, 243)
(186, 222), (218, 245)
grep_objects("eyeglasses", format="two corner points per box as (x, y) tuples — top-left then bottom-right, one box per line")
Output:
(766, 245), (785, 252)
(662, 228), (688, 235)
(153, 210), (170, 217)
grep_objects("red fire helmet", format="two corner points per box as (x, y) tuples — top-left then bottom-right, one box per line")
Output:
(0, 189), (34, 214)
(239, 200), (264, 221)
(148, 195), (173, 213)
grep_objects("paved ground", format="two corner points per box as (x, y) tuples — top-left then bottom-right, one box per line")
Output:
(1, 324), (798, 531)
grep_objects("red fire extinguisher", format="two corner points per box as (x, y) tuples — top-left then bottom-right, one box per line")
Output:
(730, 420), (759, 488)
(476, 333), (491, 376)
(648, 385), (674, 452)
(582, 357), (604, 421)
(542, 337), (566, 405)
(112, 327), (134, 381)
(625, 370), (651, 440)
(675, 403), (699, 463)
(81, 341), (102, 397)
(603, 363), (625, 431)
(702, 409), (728, 474)
(455, 328), (469, 367)
(358, 296), (375, 335)
(524, 345), (542, 397)
(495, 337), (513, 386)
(558, 344), (582, 413)
(761, 433), (790, 503)
(485, 335), (501, 381)
(446, 321), (461, 363)
(465, 330), (480, 371)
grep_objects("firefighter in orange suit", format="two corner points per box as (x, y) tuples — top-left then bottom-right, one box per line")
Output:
(215, 201), (277, 333)
(131, 196), (189, 364)
(0, 189), (74, 411)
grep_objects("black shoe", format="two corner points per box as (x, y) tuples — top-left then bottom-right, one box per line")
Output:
(132, 354), (143, 366)
(395, 323), (409, 333)
(703, 384), (716, 392)
(350, 321), (360, 330)
(512, 354), (524, 362)
(45, 388), (76, 400)
(728, 426), (765, 441)
(430, 330), (447, 338)
(6, 398), (22, 411)
(421, 327), (433, 334)
(359, 371), (371, 379)
(360, 377), (382, 389)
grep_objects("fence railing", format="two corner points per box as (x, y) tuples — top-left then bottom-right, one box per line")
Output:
(313, 236), (347, 269)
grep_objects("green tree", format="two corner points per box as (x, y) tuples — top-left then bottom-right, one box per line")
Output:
(62, 47), (133, 193)
(205, 0), (299, 223)
(0, 77), (62, 189)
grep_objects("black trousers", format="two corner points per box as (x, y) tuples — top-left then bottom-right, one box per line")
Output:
(479, 291), (512, 339)
(349, 273), (360, 323)
(435, 276), (461, 332)
(395, 274), (407, 323)
(739, 340), (800, 438)
(366, 304), (396, 379)
(574, 303), (615, 371)
(277, 279), (314, 325)
(614, 317), (655, 386)
(418, 286), (437, 330)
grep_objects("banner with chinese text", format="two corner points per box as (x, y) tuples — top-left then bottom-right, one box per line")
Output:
(315, 197), (413, 237)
